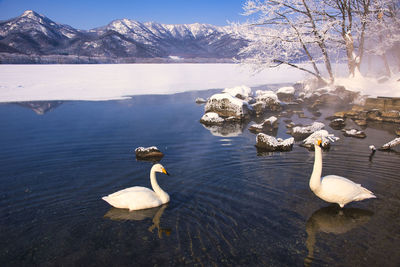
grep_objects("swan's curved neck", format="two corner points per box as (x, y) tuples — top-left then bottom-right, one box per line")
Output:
(150, 168), (169, 203)
(310, 145), (322, 192)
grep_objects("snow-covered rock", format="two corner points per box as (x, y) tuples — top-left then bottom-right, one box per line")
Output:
(135, 146), (164, 160)
(276, 86), (295, 102)
(204, 93), (252, 120)
(329, 118), (346, 129)
(200, 112), (225, 125)
(301, 130), (339, 150)
(252, 90), (282, 114)
(248, 116), (278, 133)
(195, 97), (207, 104)
(380, 137), (400, 150)
(289, 122), (325, 140)
(342, 129), (366, 138)
(256, 134), (294, 152)
(222, 85), (253, 101)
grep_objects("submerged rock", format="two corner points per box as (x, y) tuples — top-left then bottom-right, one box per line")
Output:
(342, 129), (367, 138)
(289, 122), (325, 140)
(135, 146), (164, 160)
(205, 93), (252, 120)
(256, 134), (294, 152)
(248, 116), (278, 133)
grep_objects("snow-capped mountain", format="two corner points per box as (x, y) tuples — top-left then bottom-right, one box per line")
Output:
(0, 10), (248, 63)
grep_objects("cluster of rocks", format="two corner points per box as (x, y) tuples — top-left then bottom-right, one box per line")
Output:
(197, 80), (399, 153)
(330, 107), (400, 127)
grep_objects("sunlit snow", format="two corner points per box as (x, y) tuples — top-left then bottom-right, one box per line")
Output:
(0, 63), (399, 103)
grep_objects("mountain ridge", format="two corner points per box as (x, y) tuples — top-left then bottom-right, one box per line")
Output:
(0, 10), (248, 63)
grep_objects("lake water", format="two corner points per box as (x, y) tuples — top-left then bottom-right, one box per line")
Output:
(1, 90), (399, 266)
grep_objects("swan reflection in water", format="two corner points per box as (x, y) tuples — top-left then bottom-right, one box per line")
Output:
(104, 204), (171, 238)
(304, 205), (373, 266)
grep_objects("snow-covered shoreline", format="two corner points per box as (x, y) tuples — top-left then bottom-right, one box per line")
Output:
(0, 63), (399, 103)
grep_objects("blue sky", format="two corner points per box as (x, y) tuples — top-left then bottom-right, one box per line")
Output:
(0, 0), (247, 29)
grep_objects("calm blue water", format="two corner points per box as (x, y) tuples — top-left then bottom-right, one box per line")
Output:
(1, 90), (399, 266)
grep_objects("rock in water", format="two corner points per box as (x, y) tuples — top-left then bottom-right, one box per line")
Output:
(195, 97), (207, 104)
(135, 146), (164, 160)
(200, 112), (225, 125)
(204, 93), (252, 120)
(256, 134), (294, 152)
(342, 129), (366, 138)
(276, 86), (295, 102)
(289, 122), (325, 140)
(329, 118), (346, 129)
(248, 116), (278, 133)
(380, 137), (400, 150)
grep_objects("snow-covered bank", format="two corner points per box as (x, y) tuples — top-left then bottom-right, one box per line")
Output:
(335, 72), (400, 98)
(1, 64), (399, 103)
(0, 64), (310, 103)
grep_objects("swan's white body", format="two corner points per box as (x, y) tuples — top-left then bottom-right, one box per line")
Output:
(310, 141), (376, 208)
(102, 164), (170, 211)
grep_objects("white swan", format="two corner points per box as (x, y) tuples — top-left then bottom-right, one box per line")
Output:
(310, 139), (376, 208)
(102, 163), (170, 211)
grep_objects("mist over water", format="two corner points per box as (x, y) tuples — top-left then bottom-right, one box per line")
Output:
(0, 90), (399, 266)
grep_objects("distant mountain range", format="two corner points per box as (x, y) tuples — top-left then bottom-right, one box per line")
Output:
(0, 10), (248, 63)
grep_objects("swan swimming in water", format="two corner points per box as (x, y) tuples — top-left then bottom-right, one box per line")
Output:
(102, 163), (170, 211)
(310, 139), (376, 208)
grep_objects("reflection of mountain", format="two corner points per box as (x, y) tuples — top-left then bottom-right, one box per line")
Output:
(304, 206), (373, 266)
(16, 101), (63, 115)
(104, 204), (171, 238)
(201, 122), (247, 137)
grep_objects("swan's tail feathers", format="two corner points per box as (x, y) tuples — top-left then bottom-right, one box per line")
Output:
(102, 196), (112, 204)
(354, 187), (376, 201)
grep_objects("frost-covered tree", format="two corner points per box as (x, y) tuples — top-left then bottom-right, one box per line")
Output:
(236, 0), (398, 82)
(235, 0), (337, 84)
(364, 0), (400, 76)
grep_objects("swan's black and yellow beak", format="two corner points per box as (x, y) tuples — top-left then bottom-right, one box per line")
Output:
(317, 139), (322, 147)
(162, 167), (170, 176)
